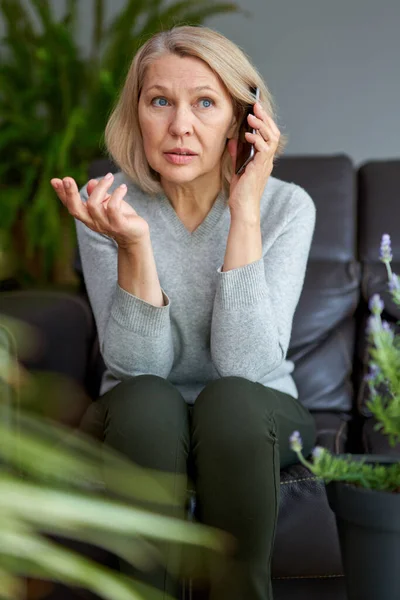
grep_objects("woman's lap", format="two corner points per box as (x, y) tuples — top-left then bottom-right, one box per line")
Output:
(90, 375), (316, 599)
(95, 374), (316, 468)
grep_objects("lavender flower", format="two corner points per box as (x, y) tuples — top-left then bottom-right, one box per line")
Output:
(382, 321), (394, 339)
(369, 294), (384, 314)
(289, 430), (303, 453)
(312, 446), (325, 461)
(389, 273), (400, 292)
(366, 315), (381, 335)
(380, 234), (393, 263)
(364, 362), (381, 383)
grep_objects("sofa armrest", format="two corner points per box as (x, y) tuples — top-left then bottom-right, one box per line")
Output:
(0, 290), (98, 427)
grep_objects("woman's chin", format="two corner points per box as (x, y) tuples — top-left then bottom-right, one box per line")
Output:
(159, 166), (203, 185)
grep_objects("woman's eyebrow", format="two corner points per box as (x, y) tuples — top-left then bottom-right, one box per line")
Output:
(145, 84), (219, 94)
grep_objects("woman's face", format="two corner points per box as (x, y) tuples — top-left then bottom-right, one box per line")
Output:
(138, 54), (237, 189)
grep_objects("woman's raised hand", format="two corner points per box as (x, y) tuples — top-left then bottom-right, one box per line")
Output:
(50, 173), (150, 248)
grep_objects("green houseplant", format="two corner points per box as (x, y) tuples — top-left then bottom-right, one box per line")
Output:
(290, 233), (400, 600)
(0, 318), (231, 600)
(0, 0), (242, 288)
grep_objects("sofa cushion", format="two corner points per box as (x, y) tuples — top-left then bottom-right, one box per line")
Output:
(271, 413), (347, 578)
(272, 463), (343, 578)
(288, 261), (360, 412)
(273, 155), (360, 412)
(356, 159), (400, 416)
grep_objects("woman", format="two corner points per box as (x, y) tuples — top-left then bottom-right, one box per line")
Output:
(51, 25), (317, 600)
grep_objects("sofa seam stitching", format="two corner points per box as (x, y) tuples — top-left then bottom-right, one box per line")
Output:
(280, 476), (317, 485)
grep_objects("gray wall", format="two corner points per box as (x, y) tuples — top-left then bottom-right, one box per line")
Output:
(3, 0), (399, 167)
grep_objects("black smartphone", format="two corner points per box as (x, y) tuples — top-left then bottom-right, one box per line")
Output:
(235, 86), (260, 175)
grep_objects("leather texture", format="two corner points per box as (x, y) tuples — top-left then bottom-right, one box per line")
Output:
(3, 154), (400, 600)
(362, 416), (400, 457)
(355, 161), (400, 418)
(0, 290), (96, 427)
(273, 155), (360, 414)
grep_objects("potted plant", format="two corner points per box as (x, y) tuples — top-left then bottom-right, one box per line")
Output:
(0, 0), (241, 289)
(290, 233), (400, 600)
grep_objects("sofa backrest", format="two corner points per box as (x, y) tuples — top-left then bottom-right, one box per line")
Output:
(273, 155), (360, 412)
(356, 159), (400, 416)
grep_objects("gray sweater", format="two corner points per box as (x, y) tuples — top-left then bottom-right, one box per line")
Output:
(76, 172), (316, 403)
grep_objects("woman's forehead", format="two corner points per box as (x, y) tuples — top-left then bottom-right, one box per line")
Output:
(143, 55), (223, 91)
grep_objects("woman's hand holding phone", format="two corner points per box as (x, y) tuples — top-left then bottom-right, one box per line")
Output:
(228, 96), (281, 224)
(50, 174), (150, 249)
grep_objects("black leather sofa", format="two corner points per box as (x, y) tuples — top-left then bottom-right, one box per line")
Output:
(2, 154), (400, 600)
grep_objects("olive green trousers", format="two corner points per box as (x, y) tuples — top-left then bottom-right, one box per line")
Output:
(97, 375), (316, 600)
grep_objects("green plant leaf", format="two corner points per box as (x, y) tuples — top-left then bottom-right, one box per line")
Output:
(0, 566), (22, 600)
(63, 0), (78, 33)
(0, 472), (228, 551)
(0, 517), (172, 600)
(91, 0), (105, 60)
(30, 0), (54, 30)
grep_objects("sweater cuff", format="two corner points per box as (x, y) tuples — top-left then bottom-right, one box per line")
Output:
(216, 258), (268, 309)
(111, 284), (171, 336)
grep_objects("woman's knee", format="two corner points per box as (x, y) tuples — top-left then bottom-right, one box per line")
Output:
(98, 376), (189, 489)
(192, 376), (273, 447)
(103, 375), (185, 415)
(101, 375), (188, 448)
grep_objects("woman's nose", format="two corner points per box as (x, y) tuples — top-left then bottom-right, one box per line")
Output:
(168, 107), (194, 136)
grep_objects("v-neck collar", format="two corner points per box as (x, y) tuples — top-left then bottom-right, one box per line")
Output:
(157, 190), (228, 243)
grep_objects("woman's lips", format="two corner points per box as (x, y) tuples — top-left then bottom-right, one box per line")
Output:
(164, 153), (197, 165)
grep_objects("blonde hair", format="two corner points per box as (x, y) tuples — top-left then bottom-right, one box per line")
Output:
(104, 25), (288, 197)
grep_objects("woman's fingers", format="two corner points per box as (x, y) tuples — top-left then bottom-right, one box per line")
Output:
(50, 178), (68, 206)
(87, 179), (100, 197)
(51, 173), (135, 240)
(85, 173), (117, 222)
(59, 177), (93, 223)
(51, 177), (89, 223)
(105, 184), (128, 230)
(86, 172), (114, 205)
(248, 104), (280, 145)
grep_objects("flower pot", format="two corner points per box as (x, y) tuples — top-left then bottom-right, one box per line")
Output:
(326, 455), (400, 600)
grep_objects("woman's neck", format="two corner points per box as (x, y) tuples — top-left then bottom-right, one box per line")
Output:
(160, 173), (222, 217)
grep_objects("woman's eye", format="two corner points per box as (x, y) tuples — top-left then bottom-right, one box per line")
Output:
(152, 97), (169, 107)
(151, 97), (214, 108)
(199, 98), (214, 108)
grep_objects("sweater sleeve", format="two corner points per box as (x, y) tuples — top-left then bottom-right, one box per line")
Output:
(75, 182), (174, 381)
(210, 187), (316, 380)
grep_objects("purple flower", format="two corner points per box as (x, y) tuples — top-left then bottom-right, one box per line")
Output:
(312, 446), (325, 461)
(366, 315), (381, 335)
(389, 273), (400, 291)
(289, 430), (303, 452)
(369, 294), (384, 315)
(364, 362), (381, 382)
(382, 320), (394, 340)
(380, 234), (393, 263)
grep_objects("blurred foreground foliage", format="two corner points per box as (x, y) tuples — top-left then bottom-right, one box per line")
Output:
(0, 317), (232, 599)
